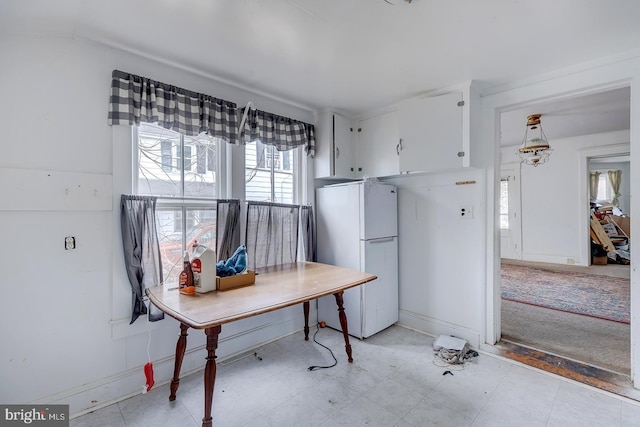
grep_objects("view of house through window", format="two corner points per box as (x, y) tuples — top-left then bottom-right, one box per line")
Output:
(500, 178), (509, 229)
(245, 141), (297, 203)
(136, 124), (303, 282)
(136, 123), (219, 283)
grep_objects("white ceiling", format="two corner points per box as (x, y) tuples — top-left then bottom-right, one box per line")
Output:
(1, 0), (638, 141)
(500, 87), (631, 147)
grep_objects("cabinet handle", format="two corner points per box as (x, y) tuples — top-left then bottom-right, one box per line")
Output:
(336, 146), (340, 158)
(368, 237), (395, 243)
(396, 139), (403, 155)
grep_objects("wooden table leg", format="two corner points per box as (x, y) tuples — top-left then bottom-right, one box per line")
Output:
(303, 301), (310, 341)
(333, 291), (353, 363)
(202, 325), (222, 427)
(169, 323), (189, 401)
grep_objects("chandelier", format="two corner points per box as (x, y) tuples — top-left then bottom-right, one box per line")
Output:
(517, 114), (551, 167)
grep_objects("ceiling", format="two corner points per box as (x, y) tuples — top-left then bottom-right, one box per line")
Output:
(500, 87), (631, 147)
(1, 0), (638, 141)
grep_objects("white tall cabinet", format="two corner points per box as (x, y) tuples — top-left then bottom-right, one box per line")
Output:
(314, 111), (356, 179)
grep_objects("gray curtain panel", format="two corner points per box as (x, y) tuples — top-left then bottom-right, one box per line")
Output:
(120, 195), (164, 324)
(300, 205), (316, 262)
(216, 199), (241, 260)
(108, 70), (238, 143)
(245, 202), (300, 270)
(238, 106), (316, 157)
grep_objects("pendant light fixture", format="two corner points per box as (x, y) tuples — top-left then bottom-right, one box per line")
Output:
(517, 114), (551, 167)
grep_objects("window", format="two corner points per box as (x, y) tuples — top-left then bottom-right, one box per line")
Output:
(596, 173), (611, 202)
(245, 141), (298, 203)
(136, 123), (220, 283)
(500, 178), (509, 229)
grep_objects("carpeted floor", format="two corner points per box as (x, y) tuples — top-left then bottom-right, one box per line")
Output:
(501, 263), (630, 324)
(501, 299), (630, 374)
(501, 261), (631, 375)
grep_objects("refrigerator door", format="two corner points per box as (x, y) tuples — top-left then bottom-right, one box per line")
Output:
(361, 237), (399, 338)
(315, 181), (399, 339)
(316, 184), (361, 269)
(361, 182), (398, 240)
(316, 184), (363, 336)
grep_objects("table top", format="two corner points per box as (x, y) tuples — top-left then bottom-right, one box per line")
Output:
(146, 262), (377, 329)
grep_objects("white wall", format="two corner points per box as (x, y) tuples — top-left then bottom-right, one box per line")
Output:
(0, 35), (314, 416)
(4, 33), (640, 413)
(501, 130), (630, 265)
(384, 169), (486, 347)
(368, 52), (640, 389)
(481, 53), (640, 386)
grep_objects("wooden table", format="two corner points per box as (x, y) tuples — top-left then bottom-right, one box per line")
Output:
(146, 261), (377, 427)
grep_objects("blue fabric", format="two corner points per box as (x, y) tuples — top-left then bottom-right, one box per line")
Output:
(216, 245), (247, 277)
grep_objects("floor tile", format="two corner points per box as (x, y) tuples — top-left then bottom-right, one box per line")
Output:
(402, 396), (474, 427)
(69, 325), (639, 427)
(69, 403), (126, 427)
(547, 381), (622, 427)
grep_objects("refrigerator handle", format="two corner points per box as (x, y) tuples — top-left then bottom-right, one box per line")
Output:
(366, 237), (395, 243)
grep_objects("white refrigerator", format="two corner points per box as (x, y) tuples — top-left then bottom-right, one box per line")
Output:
(316, 180), (399, 339)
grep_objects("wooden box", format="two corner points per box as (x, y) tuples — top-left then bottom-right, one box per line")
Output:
(216, 270), (255, 291)
(592, 255), (608, 265)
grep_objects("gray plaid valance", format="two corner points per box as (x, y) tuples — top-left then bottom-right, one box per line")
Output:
(108, 70), (238, 143)
(240, 107), (316, 157)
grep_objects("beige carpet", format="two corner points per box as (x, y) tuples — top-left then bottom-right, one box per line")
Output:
(500, 260), (631, 375)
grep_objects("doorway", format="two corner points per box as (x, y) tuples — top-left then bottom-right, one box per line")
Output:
(497, 87), (631, 377)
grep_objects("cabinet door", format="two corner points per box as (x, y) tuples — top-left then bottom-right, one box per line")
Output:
(356, 111), (399, 178)
(398, 92), (463, 173)
(333, 113), (355, 178)
(314, 112), (354, 178)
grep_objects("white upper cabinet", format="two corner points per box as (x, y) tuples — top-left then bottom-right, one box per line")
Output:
(398, 92), (464, 173)
(316, 81), (480, 179)
(356, 110), (399, 178)
(314, 111), (356, 179)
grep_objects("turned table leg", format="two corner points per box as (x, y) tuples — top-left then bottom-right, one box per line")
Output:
(303, 301), (310, 340)
(202, 325), (221, 427)
(169, 323), (189, 401)
(333, 291), (353, 363)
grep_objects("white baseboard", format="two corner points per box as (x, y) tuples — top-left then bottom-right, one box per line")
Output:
(41, 314), (305, 418)
(521, 253), (586, 266)
(398, 309), (480, 348)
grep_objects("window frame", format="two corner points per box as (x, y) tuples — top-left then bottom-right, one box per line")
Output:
(499, 177), (510, 230)
(244, 141), (303, 204)
(133, 125), (224, 271)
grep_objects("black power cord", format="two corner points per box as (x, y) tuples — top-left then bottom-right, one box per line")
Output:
(307, 322), (337, 371)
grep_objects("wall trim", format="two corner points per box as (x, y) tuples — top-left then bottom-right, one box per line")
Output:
(74, 34), (316, 116)
(398, 309), (480, 348)
(520, 253), (586, 267)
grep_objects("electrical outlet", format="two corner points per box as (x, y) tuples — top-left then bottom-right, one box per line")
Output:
(65, 236), (76, 250)
(460, 206), (474, 219)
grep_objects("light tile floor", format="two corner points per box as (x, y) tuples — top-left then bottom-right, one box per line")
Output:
(70, 325), (640, 426)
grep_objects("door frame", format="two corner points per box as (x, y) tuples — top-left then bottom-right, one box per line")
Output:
(500, 163), (522, 260)
(577, 144), (630, 266)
